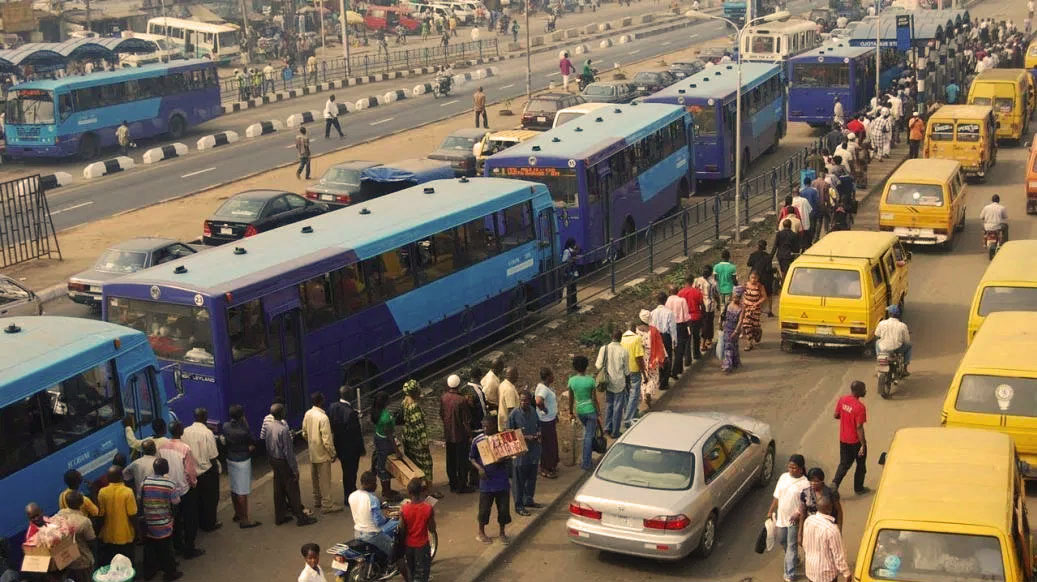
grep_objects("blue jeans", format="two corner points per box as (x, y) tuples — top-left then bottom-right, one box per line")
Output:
(356, 518), (398, 558)
(777, 522), (799, 580)
(578, 413), (597, 469)
(603, 390), (627, 437)
(623, 373), (642, 428)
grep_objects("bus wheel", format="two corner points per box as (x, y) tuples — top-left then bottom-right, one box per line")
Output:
(78, 134), (99, 160)
(168, 115), (186, 140)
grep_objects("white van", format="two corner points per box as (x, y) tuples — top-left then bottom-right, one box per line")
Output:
(552, 102), (611, 128)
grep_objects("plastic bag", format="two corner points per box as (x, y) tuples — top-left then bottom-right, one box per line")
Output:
(765, 518), (777, 552)
(95, 554), (134, 581)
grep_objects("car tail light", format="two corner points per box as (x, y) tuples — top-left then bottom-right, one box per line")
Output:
(781, 322), (798, 330)
(203, 220), (212, 237)
(243, 224), (258, 237)
(568, 502), (601, 520)
(335, 194), (351, 205)
(304, 190), (318, 200)
(68, 282), (87, 292)
(643, 514), (691, 530)
(850, 326), (867, 335)
(1028, 181), (1037, 189)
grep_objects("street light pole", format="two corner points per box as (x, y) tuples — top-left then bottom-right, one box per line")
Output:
(525, 1), (532, 101)
(875, 0), (881, 102)
(340, 0), (351, 76)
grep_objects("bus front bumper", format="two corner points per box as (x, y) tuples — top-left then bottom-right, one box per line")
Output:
(5, 142), (75, 158)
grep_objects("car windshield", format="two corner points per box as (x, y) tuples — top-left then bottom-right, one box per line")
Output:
(868, 529), (1005, 582)
(526, 99), (560, 113)
(633, 72), (661, 83)
(0, 279), (29, 305)
(438, 135), (479, 150)
(788, 267), (862, 299)
(553, 112), (585, 127)
(215, 197), (267, 220)
(5, 89), (55, 124)
(584, 85), (613, 96)
(971, 96), (992, 106)
(978, 286), (1037, 316)
(106, 296), (215, 366)
(596, 443), (694, 490)
(322, 167), (363, 185)
(886, 182), (945, 207)
(94, 249), (148, 273)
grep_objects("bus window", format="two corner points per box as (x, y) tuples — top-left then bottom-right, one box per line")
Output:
(687, 104), (716, 136)
(459, 215), (499, 263)
(106, 297), (213, 364)
(299, 274), (337, 330)
(497, 202), (536, 251)
(0, 394), (50, 478)
(364, 247), (417, 302)
(416, 230), (460, 283)
(228, 299), (267, 362)
(930, 122), (954, 141)
(58, 93), (73, 120)
(123, 368), (158, 430)
(45, 362), (121, 451)
(218, 32), (237, 51)
(331, 265), (370, 317)
(6, 90), (56, 124)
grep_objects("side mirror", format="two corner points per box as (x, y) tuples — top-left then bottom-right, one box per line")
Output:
(878, 452), (887, 466)
(749, 433), (761, 445)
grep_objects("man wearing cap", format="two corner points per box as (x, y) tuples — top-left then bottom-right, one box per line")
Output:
(441, 374), (474, 493)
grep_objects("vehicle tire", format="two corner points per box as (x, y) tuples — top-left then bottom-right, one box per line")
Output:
(780, 339), (794, 353)
(988, 243), (997, 260)
(78, 133), (100, 160)
(696, 511), (717, 558)
(878, 371), (892, 399)
(754, 443), (775, 488)
(429, 529), (439, 560)
(955, 209), (966, 232)
(168, 114), (186, 140)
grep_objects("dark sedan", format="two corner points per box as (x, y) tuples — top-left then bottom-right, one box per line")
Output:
(426, 128), (490, 177)
(668, 60), (706, 80)
(304, 160), (382, 208)
(203, 190), (328, 245)
(632, 71), (677, 94)
(581, 82), (639, 104)
(521, 93), (586, 130)
(67, 237), (202, 307)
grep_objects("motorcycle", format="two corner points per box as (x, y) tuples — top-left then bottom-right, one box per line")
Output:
(876, 349), (905, 399)
(328, 503), (439, 582)
(545, 17), (557, 32)
(432, 71), (453, 98)
(984, 228), (1003, 260)
(577, 69), (598, 91)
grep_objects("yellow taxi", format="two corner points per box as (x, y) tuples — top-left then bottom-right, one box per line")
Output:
(923, 105), (998, 180)
(855, 427), (1034, 582)
(778, 231), (909, 351)
(966, 240), (1037, 343)
(878, 158), (967, 248)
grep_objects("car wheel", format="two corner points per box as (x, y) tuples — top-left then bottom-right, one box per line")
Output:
(696, 511), (717, 558)
(755, 444), (775, 488)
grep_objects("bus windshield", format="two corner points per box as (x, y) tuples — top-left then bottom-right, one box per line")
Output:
(217, 31), (238, 51)
(106, 297), (215, 365)
(869, 529), (1004, 582)
(792, 63), (850, 88)
(6, 90), (55, 124)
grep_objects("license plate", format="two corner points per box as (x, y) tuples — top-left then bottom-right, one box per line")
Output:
(638, 86), (647, 90)
(603, 514), (641, 528)
(816, 326), (833, 335)
(537, 116), (546, 122)
(320, 194), (333, 201)
(89, 286), (101, 293)
(876, 363), (890, 372)
(220, 227), (233, 235)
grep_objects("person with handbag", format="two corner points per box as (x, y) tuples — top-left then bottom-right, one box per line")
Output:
(566, 355), (603, 471)
(594, 328), (629, 439)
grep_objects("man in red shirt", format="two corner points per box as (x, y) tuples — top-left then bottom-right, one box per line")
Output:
(678, 275), (706, 364)
(832, 381), (868, 495)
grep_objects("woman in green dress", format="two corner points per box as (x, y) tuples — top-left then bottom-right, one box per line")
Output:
(401, 380), (444, 498)
(370, 391), (403, 502)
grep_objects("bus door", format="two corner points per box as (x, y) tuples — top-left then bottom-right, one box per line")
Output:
(536, 206), (560, 305)
(263, 289), (306, 421)
(121, 367), (160, 440)
(185, 31), (196, 57)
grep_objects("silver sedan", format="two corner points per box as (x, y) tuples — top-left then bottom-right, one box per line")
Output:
(566, 411), (776, 560)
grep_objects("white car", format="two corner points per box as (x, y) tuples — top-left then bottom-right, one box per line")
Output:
(0, 275), (44, 318)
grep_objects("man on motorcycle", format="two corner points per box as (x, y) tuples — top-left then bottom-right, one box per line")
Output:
(579, 59), (595, 90)
(874, 305), (911, 377)
(348, 471), (405, 570)
(979, 193), (1008, 243)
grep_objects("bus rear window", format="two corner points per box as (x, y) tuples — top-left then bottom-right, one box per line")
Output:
(955, 374), (1037, 418)
(929, 122), (954, 141)
(978, 285), (1037, 316)
(686, 105), (716, 136)
(971, 97), (991, 106)
(788, 267), (861, 299)
(885, 183), (945, 207)
(994, 97), (1015, 113)
(791, 63), (850, 89)
(869, 529), (1004, 581)
(5, 90), (55, 124)
(749, 36), (775, 53)
(956, 123), (980, 142)
(106, 297), (214, 365)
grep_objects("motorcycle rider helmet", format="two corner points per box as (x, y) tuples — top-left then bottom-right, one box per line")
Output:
(886, 305), (900, 318)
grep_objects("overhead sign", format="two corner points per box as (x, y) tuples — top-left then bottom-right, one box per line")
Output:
(0, 0), (35, 33)
(896, 14), (913, 52)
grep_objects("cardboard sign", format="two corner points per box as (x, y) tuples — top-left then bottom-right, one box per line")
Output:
(477, 429), (528, 465)
(387, 453), (426, 486)
(22, 534), (80, 573)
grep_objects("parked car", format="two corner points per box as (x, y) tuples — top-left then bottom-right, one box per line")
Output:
(203, 190), (329, 245)
(668, 60), (706, 80)
(67, 237), (202, 308)
(581, 81), (639, 104)
(552, 102), (612, 128)
(0, 274), (43, 317)
(521, 93), (585, 130)
(567, 411), (775, 560)
(304, 160), (382, 208)
(697, 46), (732, 64)
(631, 71), (677, 95)
(426, 128), (490, 176)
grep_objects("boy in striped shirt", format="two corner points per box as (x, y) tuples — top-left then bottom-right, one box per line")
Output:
(140, 458), (183, 582)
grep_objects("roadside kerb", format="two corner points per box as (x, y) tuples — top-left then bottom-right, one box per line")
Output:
(83, 156), (134, 179)
(245, 119), (284, 138)
(38, 172), (72, 190)
(142, 143), (188, 164)
(196, 131), (240, 150)
(286, 110), (321, 128)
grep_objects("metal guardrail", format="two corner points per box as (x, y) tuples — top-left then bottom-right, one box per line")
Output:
(221, 38), (500, 104)
(338, 143), (820, 415)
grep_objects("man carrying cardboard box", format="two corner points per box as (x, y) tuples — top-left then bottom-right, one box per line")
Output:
(470, 418), (512, 545)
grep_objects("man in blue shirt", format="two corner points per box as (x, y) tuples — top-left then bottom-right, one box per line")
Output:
(470, 418), (512, 544)
(799, 177), (821, 242)
(945, 81), (960, 104)
(507, 391), (542, 516)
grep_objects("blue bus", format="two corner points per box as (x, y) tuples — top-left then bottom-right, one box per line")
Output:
(639, 62), (785, 181)
(102, 178), (560, 433)
(4, 59), (222, 160)
(788, 44), (905, 126)
(1, 317), (170, 555)
(483, 103), (693, 265)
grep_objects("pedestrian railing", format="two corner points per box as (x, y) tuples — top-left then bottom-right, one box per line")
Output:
(220, 38), (500, 104)
(336, 144), (819, 426)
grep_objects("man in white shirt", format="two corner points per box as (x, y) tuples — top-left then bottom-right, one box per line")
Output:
(497, 366), (521, 432)
(979, 194), (1008, 241)
(262, 63), (275, 94)
(182, 408), (221, 531)
(791, 190), (814, 241)
(348, 472), (399, 560)
(874, 305), (911, 375)
(302, 392), (342, 514)
(650, 291), (678, 389)
(123, 439), (158, 499)
(832, 97), (844, 126)
(767, 454), (809, 582)
(803, 498), (850, 582)
(324, 94), (344, 139)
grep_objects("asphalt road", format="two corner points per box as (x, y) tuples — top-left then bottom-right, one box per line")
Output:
(21, 0), (818, 233)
